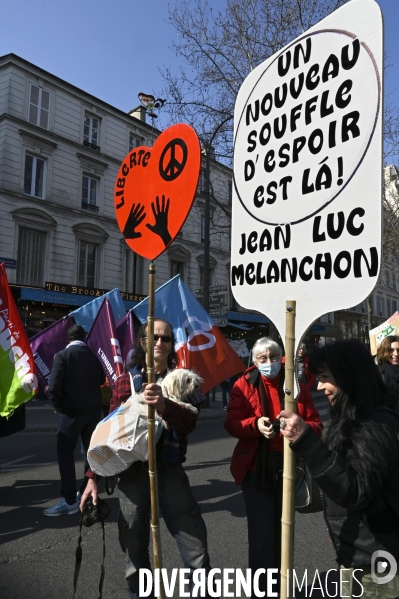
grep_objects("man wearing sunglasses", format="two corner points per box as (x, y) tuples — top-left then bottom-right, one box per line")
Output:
(81, 318), (211, 599)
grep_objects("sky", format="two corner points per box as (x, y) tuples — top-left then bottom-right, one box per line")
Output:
(0, 0), (398, 131)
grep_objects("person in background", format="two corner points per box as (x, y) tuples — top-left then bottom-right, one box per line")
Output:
(375, 335), (399, 411)
(80, 318), (211, 599)
(282, 342), (316, 393)
(221, 378), (231, 410)
(224, 337), (322, 598)
(44, 324), (105, 516)
(279, 340), (399, 598)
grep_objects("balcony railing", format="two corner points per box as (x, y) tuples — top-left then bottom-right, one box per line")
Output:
(83, 139), (100, 152)
(81, 201), (99, 213)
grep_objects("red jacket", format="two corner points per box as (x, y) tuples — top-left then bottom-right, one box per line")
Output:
(224, 366), (323, 485)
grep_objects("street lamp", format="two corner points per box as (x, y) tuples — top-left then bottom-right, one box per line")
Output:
(203, 115), (232, 313)
(202, 115), (232, 408)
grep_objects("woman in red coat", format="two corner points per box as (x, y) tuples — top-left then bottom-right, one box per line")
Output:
(224, 337), (322, 597)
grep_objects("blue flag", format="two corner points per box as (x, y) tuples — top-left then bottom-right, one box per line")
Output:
(70, 288), (126, 332)
(132, 275), (245, 392)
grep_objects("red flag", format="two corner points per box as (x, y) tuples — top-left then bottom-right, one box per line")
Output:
(86, 298), (124, 388)
(133, 276), (246, 393)
(0, 263), (38, 416)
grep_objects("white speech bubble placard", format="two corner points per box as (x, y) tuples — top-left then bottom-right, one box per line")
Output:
(231, 0), (382, 360)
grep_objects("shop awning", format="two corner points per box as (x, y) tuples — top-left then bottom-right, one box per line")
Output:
(226, 311), (269, 324)
(228, 321), (252, 330)
(20, 287), (136, 311)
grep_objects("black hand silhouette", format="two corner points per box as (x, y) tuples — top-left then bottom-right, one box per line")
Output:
(123, 203), (146, 239)
(146, 195), (172, 246)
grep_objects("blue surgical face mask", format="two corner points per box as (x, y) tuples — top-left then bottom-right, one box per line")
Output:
(257, 361), (281, 379)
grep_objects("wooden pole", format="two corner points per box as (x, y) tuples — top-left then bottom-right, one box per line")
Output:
(280, 300), (297, 598)
(147, 261), (165, 599)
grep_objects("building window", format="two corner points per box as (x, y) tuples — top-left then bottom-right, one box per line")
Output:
(28, 84), (50, 129)
(24, 154), (46, 198)
(387, 299), (392, 316)
(393, 300), (397, 313)
(16, 227), (46, 286)
(81, 175), (99, 212)
(129, 133), (142, 151)
(83, 114), (100, 150)
(171, 260), (185, 281)
(228, 180), (232, 202)
(199, 265), (214, 288)
(78, 240), (98, 287)
(377, 295), (385, 316)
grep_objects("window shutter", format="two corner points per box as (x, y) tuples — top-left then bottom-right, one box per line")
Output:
(16, 227), (46, 286)
(40, 90), (50, 129)
(28, 84), (39, 125)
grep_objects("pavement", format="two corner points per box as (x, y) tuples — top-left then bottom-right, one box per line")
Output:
(24, 388), (329, 432)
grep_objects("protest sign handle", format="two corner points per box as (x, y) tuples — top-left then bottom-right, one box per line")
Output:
(147, 261), (165, 599)
(280, 300), (297, 598)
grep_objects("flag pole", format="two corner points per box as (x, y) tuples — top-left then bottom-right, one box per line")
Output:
(147, 260), (165, 599)
(280, 300), (296, 598)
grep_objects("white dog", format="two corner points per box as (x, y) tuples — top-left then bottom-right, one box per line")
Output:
(161, 368), (204, 414)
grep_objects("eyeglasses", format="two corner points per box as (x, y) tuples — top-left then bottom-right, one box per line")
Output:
(143, 334), (172, 343)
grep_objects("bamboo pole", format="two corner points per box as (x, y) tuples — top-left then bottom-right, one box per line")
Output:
(280, 300), (297, 598)
(146, 261), (165, 599)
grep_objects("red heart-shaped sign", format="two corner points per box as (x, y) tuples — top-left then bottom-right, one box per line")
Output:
(114, 124), (201, 260)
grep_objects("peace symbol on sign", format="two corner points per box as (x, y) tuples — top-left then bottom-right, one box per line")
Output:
(159, 138), (188, 181)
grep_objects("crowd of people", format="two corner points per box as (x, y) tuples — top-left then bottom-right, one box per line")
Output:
(43, 321), (399, 599)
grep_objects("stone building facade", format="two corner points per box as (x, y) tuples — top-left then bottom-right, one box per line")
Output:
(0, 53), (267, 347)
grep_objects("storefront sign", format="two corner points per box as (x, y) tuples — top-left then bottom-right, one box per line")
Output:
(45, 282), (146, 303)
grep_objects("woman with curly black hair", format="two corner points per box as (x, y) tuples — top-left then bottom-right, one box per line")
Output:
(279, 340), (399, 598)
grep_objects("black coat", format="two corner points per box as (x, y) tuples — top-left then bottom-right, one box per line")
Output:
(291, 408), (399, 567)
(377, 360), (399, 411)
(48, 344), (105, 416)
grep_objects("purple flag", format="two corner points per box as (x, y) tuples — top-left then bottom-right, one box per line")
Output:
(86, 298), (124, 388)
(116, 311), (135, 371)
(30, 316), (74, 391)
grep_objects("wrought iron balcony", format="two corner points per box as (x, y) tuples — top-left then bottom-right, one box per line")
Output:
(83, 139), (100, 152)
(81, 201), (99, 213)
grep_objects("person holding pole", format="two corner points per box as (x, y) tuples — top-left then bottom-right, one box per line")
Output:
(282, 343), (316, 393)
(224, 337), (322, 597)
(80, 318), (211, 599)
(279, 340), (399, 598)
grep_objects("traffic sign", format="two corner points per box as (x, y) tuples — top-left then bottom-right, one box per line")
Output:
(195, 284), (227, 294)
(214, 318), (228, 327)
(114, 124), (201, 260)
(197, 294), (227, 305)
